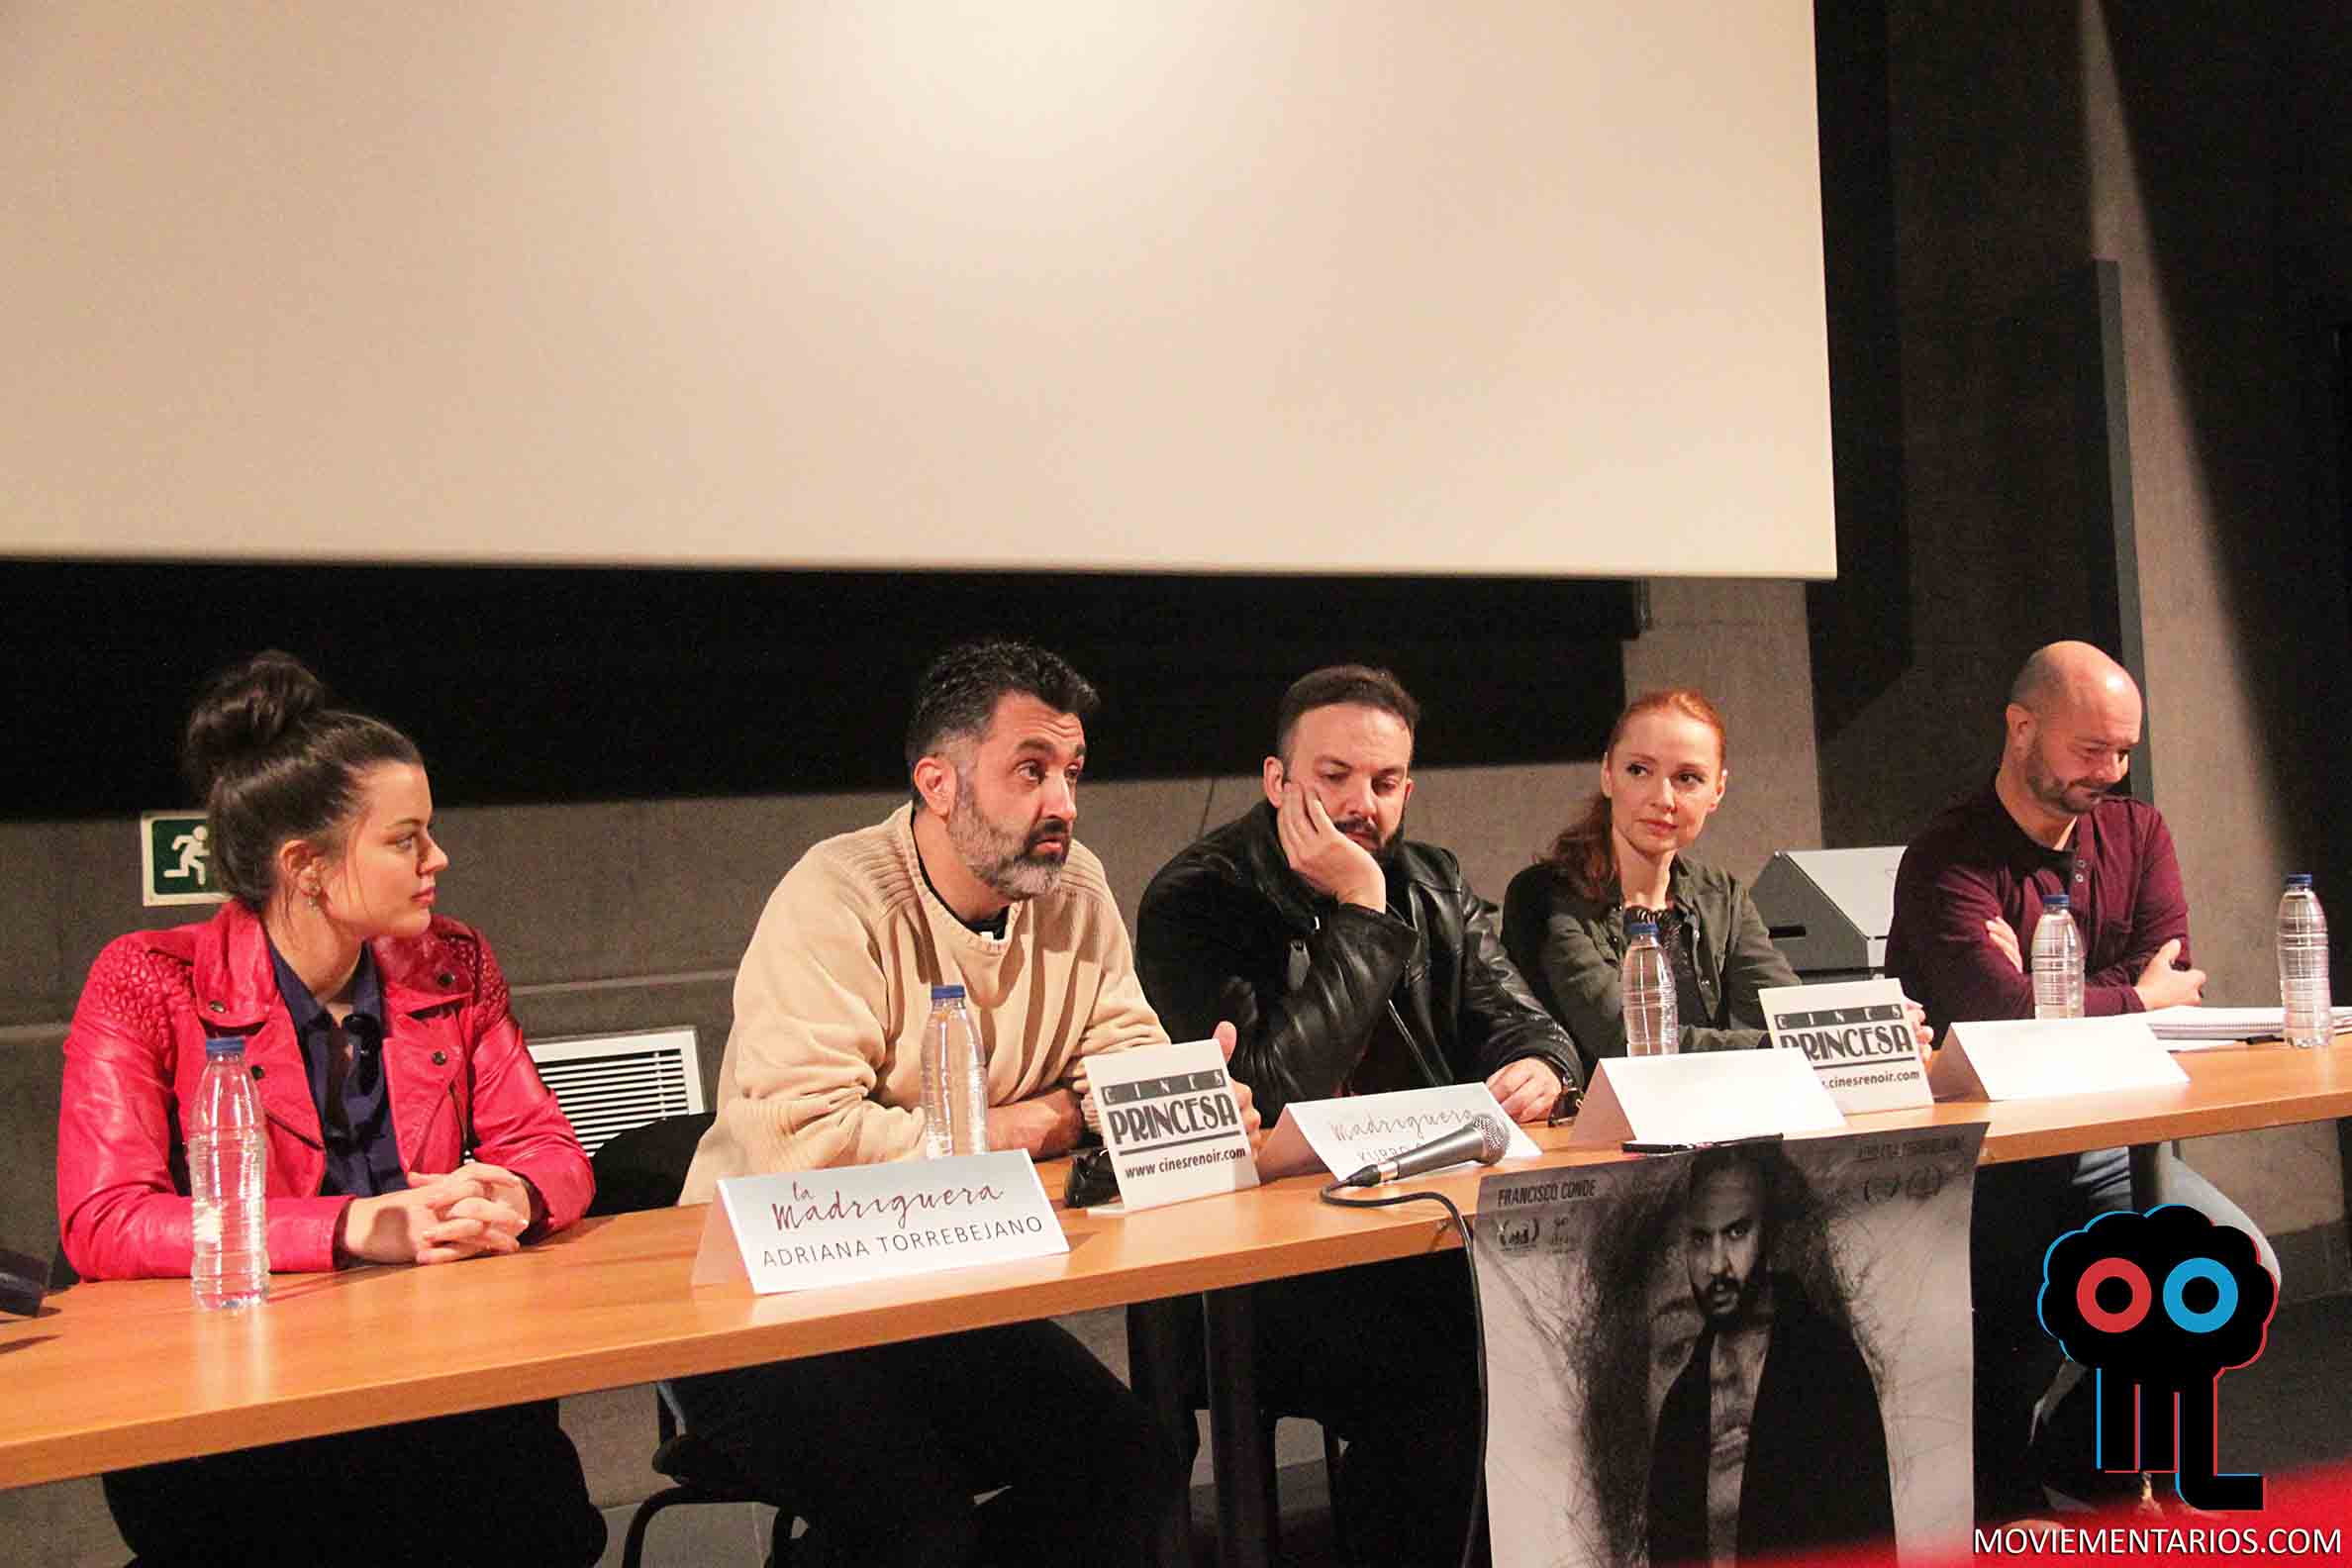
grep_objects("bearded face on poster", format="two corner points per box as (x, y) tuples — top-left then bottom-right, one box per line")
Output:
(1642, 1146), (1893, 1564)
(1474, 1129), (1975, 1568)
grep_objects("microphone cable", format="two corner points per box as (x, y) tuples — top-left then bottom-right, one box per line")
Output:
(1317, 1178), (1488, 1568)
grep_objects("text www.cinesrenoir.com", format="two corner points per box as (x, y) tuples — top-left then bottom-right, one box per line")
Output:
(1976, 1525), (2343, 1557)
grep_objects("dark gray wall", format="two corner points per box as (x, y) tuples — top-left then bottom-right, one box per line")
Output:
(1811, 2), (2123, 850)
(1809, 0), (2352, 1250)
(2088, 0), (2352, 1237)
(1812, 0), (2352, 1000)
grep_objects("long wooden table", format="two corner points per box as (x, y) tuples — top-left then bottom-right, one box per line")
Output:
(5, 1040), (2349, 1547)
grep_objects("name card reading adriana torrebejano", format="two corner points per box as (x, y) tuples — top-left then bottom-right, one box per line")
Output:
(1760, 978), (1932, 1114)
(1929, 1016), (2186, 1102)
(690, 1151), (1065, 1295)
(1257, 1083), (1540, 1182)
(1085, 1037), (1260, 1213)
(1563, 1048), (1846, 1150)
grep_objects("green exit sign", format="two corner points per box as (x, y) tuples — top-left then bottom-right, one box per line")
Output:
(141, 812), (226, 907)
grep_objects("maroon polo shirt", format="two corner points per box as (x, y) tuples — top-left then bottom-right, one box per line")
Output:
(1885, 780), (2191, 1036)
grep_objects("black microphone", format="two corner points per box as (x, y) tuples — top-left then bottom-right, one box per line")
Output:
(1338, 1115), (1510, 1188)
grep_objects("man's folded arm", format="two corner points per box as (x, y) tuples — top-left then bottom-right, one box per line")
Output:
(2086, 809), (2194, 1001)
(1895, 856), (2037, 1028)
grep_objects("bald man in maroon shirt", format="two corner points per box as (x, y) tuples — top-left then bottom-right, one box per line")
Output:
(1886, 640), (2205, 1032)
(1887, 641), (2273, 1518)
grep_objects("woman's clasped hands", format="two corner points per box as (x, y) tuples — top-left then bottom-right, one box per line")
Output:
(335, 1162), (538, 1266)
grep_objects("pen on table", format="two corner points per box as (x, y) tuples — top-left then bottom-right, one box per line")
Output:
(1620, 1132), (1786, 1155)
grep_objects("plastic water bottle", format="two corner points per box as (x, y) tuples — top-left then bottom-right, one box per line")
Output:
(920, 984), (991, 1157)
(188, 1037), (268, 1310)
(1622, 918), (1679, 1056)
(2032, 892), (2084, 1020)
(2279, 875), (2332, 1050)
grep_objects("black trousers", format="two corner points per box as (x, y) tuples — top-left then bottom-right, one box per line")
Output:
(103, 1399), (604, 1567)
(666, 1318), (1184, 1568)
(1248, 1252), (1486, 1568)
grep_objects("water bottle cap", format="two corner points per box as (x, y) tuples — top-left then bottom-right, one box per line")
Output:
(930, 984), (967, 1004)
(202, 1037), (246, 1058)
(2042, 892), (2069, 910)
(2287, 873), (2313, 888)
(1625, 918), (1657, 936)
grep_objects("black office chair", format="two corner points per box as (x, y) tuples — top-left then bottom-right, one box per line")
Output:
(588, 1111), (800, 1567)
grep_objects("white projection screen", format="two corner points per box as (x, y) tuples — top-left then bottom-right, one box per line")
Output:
(0, 2), (1834, 578)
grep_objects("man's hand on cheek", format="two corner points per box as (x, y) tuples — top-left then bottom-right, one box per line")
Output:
(1275, 781), (1386, 911)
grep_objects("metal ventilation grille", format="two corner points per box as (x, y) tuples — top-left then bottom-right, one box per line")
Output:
(526, 1028), (705, 1155)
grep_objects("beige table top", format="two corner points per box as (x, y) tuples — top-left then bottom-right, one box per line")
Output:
(6, 1037), (2347, 1490)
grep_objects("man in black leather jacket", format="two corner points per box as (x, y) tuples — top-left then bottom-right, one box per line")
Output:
(1135, 664), (1583, 1566)
(1137, 668), (1582, 1122)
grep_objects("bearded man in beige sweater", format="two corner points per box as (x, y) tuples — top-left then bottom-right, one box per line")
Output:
(671, 639), (1239, 1568)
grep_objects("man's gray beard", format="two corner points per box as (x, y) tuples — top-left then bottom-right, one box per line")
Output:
(947, 795), (1068, 903)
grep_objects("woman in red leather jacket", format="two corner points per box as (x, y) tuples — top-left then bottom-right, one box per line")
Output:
(56, 651), (605, 1566)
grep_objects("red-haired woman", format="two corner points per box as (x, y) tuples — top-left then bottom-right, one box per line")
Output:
(1502, 689), (1805, 1057)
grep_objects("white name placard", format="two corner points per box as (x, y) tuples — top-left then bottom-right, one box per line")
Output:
(1563, 1049), (1847, 1150)
(1760, 978), (1932, 1115)
(1256, 1083), (1539, 1183)
(1929, 1016), (2187, 1102)
(689, 1150), (1066, 1295)
(1085, 1037), (1260, 1213)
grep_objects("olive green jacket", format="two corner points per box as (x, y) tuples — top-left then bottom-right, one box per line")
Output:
(1498, 854), (1797, 1058)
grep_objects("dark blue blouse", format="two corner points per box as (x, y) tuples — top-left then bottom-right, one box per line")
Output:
(267, 940), (409, 1199)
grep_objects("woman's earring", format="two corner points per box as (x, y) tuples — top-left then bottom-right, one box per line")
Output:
(303, 884), (322, 913)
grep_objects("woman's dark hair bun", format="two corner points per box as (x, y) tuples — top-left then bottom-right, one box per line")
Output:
(178, 651), (421, 910)
(180, 650), (332, 799)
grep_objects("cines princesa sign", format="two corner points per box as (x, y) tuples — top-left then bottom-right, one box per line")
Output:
(1083, 1036), (1260, 1213)
(1760, 979), (1932, 1114)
